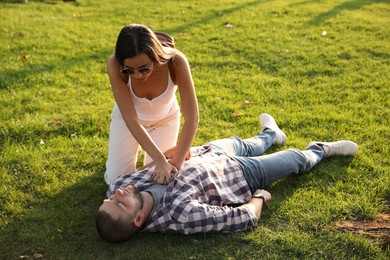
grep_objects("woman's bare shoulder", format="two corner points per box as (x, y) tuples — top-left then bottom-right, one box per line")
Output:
(107, 55), (118, 66)
(171, 51), (189, 68)
(107, 55), (129, 83)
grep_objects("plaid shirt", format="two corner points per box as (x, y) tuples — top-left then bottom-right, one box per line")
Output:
(107, 146), (257, 234)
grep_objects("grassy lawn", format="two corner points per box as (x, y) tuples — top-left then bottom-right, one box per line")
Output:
(0, 0), (389, 259)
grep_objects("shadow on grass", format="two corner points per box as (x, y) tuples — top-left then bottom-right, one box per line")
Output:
(207, 0), (388, 79)
(165, 0), (271, 35)
(0, 48), (111, 90)
(302, 0), (388, 26)
(0, 171), (107, 259)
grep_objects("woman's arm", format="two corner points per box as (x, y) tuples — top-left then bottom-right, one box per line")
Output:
(168, 52), (199, 169)
(107, 56), (177, 182)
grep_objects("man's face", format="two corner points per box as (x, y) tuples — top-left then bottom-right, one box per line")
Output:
(99, 185), (143, 221)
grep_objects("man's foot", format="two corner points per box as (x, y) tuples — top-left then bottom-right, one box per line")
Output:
(259, 113), (287, 145)
(308, 141), (358, 157)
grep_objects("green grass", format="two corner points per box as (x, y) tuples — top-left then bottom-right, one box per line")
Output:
(1, 0), (389, 259)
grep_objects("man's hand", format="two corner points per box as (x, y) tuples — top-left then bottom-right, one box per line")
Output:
(253, 189), (272, 204)
(152, 160), (178, 184)
(245, 189), (272, 220)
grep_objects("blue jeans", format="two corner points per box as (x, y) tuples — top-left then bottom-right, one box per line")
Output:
(206, 130), (325, 192)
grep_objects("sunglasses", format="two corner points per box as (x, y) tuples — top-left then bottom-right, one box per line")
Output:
(120, 65), (152, 75)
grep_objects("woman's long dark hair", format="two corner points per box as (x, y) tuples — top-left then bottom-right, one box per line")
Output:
(115, 24), (175, 66)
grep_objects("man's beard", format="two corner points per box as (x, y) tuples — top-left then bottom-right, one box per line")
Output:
(126, 184), (144, 209)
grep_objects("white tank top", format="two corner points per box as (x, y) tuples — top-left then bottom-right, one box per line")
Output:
(128, 71), (180, 122)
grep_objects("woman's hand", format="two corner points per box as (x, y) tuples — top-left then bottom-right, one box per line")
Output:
(163, 146), (191, 162)
(137, 147), (191, 174)
(152, 160), (178, 184)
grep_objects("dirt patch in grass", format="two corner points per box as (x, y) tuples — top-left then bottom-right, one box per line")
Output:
(334, 209), (390, 251)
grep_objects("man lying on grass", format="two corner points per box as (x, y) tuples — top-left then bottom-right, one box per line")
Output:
(96, 113), (358, 243)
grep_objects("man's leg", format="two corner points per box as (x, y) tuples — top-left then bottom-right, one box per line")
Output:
(206, 114), (286, 157)
(235, 141), (358, 192)
(206, 133), (274, 157)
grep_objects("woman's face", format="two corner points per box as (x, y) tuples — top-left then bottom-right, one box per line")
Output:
(121, 53), (154, 82)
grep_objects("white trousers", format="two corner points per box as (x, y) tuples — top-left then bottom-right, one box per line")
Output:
(104, 105), (180, 184)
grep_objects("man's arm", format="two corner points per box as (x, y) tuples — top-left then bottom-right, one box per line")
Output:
(242, 189), (272, 220)
(148, 189), (272, 234)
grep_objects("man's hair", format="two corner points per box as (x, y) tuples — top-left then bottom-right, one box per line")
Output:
(96, 209), (137, 243)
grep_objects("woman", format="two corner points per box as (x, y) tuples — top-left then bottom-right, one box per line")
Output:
(105, 24), (198, 185)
